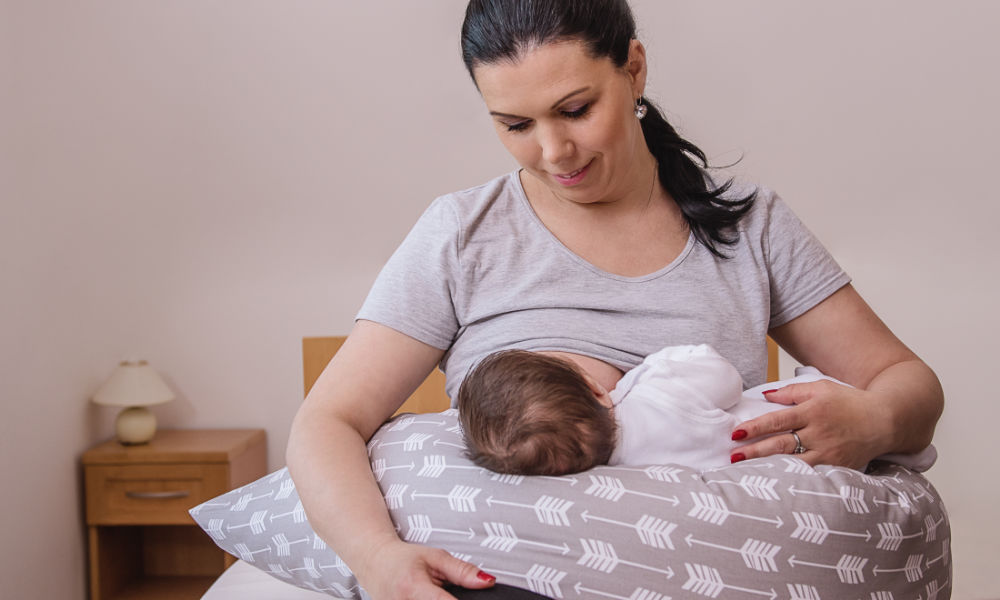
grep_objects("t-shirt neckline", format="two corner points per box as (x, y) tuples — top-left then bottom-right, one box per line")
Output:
(508, 170), (696, 283)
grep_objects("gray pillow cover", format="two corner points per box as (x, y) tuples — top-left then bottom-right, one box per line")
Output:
(190, 410), (952, 599)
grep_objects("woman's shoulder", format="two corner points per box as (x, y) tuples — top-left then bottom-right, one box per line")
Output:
(434, 170), (522, 215)
(705, 173), (796, 241)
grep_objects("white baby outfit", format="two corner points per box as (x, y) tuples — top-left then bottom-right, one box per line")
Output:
(608, 344), (936, 471)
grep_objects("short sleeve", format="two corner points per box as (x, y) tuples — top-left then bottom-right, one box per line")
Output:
(356, 197), (461, 349)
(763, 193), (851, 327)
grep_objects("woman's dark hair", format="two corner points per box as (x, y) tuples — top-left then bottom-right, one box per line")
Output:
(461, 0), (755, 258)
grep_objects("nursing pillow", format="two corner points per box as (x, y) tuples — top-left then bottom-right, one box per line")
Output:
(191, 409), (951, 599)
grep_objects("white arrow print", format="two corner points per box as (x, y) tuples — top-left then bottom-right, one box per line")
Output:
(875, 522), (922, 551)
(267, 563), (292, 580)
(388, 415), (447, 431)
(925, 540), (950, 569)
(873, 554), (924, 583)
(404, 514), (475, 544)
(682, 563), (777, 598)
(781, 458), (817, 475)
(604, 465), (685, 483)
(411, 485), (481, 512)
(272, 533), (310, 557)
(683, 534), (781, 572)
(704, 475), (780, 500)
(287, 557), (322, 578)
(791, 511), (871, 544)
(586, 475), (679, 506)
(302, 580), (358, 597)
(319, 555), (352, 577)
(275, 477), (297, 500)
(485, 495), (574, 526)
(227, 510), (268, 534)
(787, 554), (868, 584)
(540, 475), (580, 486)
(206, 518), (226, 541)
(924, 578), (944, 600)
(311, 534), (327, 550)
(433, 438), (466, 449)
(232, 542), (271, 563)
(580, 510), (677, 550)
(269, 500), (306, 524)
(687, 492), (784, 527)
(873, 488), (913, 512)
(379, 433), (433, 451)
(577, 538), (675, 579)
(491, 473), (526, 485)
(230, 490), (274, 511)
(787, 485), (869, 514)
(785, 583), (821, 600)
(925, 513), (944, 542)
(572, 582), (667, 600)
(485, 564), (567, 598)
(384, 484), (408, 510)
(480, 522), (571, 555)
(372, 458), (415, 482)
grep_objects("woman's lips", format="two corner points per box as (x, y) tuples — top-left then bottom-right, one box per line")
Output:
(553, 161), (591, 186)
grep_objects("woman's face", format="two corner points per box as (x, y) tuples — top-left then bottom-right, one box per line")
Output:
(472, 40), (650, 206)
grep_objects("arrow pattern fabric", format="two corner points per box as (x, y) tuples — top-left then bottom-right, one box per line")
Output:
(191, 409), (951, 599)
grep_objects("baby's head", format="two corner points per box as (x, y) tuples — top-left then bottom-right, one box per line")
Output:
(457, 349), (617, 476)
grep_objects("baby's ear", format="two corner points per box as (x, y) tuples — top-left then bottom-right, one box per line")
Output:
(580, 371), (609, 398)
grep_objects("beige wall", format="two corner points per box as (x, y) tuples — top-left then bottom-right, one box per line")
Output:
(2, 1), (995, 598)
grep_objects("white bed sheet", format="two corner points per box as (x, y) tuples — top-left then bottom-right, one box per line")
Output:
(202, 560), (330, 599)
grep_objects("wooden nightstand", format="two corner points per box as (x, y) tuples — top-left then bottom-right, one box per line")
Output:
(83, 429), (267, 600)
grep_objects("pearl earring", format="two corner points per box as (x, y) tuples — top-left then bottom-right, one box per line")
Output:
(634, 97), (647, 120)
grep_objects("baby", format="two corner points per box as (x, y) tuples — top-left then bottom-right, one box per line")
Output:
(457, 344), (936, 475)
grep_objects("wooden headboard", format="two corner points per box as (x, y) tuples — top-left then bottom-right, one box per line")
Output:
(303, 337), (780, 415)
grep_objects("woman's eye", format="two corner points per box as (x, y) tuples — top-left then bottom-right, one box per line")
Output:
(504, 120), (530, 132)
(562, 104), (590, 119)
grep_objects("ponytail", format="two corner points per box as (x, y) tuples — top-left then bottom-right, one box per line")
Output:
(640, 98), (756, 259)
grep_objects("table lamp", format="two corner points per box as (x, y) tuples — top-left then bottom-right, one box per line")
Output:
(92, 360), (175, 444)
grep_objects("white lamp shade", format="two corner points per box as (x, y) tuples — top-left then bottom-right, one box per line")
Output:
(93, 360), (175, 408)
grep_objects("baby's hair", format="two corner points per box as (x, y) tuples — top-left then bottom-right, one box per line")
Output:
(457, 350), (616, 475)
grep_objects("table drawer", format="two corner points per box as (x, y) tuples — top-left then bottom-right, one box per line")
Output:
(86, 463), (229, 525)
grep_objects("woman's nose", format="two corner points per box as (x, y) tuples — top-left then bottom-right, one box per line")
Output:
(537, 124), (574, 166)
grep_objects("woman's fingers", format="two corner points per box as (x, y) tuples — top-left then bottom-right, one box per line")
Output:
(361, 541), (495, 600)
(428, 548), (496, 591)
(760, 382), (815, 406)
(732, 428), (816, 465)
(731, 380), (880, 469)
(734, 403), (807, 442)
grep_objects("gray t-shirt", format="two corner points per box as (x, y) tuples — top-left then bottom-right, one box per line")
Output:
(357, 170), (850, 401)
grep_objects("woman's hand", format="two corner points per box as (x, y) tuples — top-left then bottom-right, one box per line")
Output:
(356, 537), (496, 600)
(744, 284), (944, 468)
(731, 379), (889, 469)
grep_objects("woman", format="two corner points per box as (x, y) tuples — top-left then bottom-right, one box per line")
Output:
(286, 1), (944, 599)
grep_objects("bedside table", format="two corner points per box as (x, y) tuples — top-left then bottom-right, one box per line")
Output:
(83, 429), (267, 600)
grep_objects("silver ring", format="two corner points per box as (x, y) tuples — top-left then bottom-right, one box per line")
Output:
(790, 430), (806, 455)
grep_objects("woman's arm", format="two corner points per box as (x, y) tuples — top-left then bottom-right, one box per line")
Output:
(734, 284), (944, 468)
(286, 319), (495, 599)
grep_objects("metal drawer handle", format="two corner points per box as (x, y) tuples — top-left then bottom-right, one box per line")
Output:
(125, 490), (191, 500)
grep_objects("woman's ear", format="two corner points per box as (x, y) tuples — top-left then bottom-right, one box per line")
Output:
(626, 39), (648, 98)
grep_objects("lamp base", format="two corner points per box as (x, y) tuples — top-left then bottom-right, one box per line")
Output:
(115, 406), (157, 445)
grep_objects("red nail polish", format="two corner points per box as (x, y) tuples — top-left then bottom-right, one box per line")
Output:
(761, 389), (779, 396)
(730, 453), (746, 463)
(731, 429), (748, 441)
(477, 571), (496, 583)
